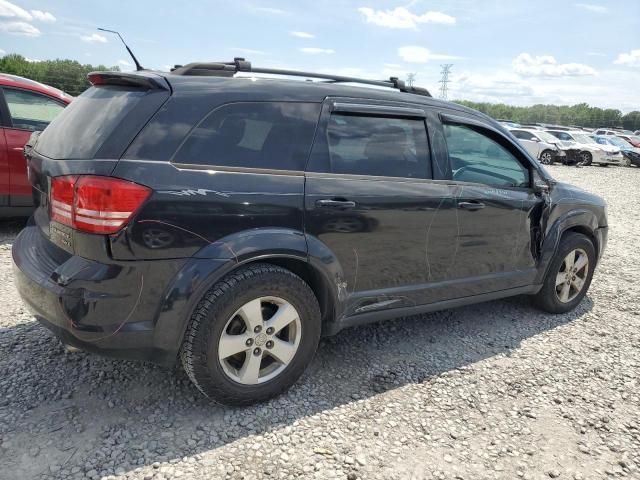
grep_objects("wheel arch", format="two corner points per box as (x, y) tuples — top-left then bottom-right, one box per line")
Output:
(536, 209), (600, 284)
(152, 246), (344, 363)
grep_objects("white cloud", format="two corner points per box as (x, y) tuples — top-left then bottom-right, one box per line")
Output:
(118, 59), (132, 66)
(398, 46), (458, 63)
(0, 0), (31, 21)
(358, 7), (455, 29)
(0, 48), (5, 55)
(575, 3), (608, 13)
(513, 53), (596, 77)
(0, 21), (39, 36)
(613, 49), (640, 67)
(300, 47), (334, 54)
(25, 56), (40, 62)
(254, 6), (288, 15)
(450, 71), (535, 101)
(80, 33), (107, 43)
(290, 31), (314, 38)
(30, 10), (55, 23)
(232, 47), (266, 55)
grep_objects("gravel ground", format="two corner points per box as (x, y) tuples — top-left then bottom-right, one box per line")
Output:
(1, 165), (639, 480)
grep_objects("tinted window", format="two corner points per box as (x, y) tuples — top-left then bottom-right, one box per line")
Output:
(36, 86), (147, 159)
(173, 102), (320, 171)
(3, 88), (65, 132)
(444, 123), (529, 188)
(319, 114), (429, 178)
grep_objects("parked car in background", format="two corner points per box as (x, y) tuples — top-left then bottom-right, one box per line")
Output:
(12, 62), (607, 405)
(594, 128), (635, 136)
(546, 130), (623, 166)
(509, 128), (563, 164)
(592, 135), (640, 167)
(634, 130), (640, 135)
(616, 134), (640, 148)
(0, 74), (72, 217)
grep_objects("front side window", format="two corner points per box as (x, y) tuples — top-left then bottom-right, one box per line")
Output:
(3, 88), (65, 132)
(444, 123), (530, 188)
(319, 113), (430, 178)
(173, 102), (321, 171)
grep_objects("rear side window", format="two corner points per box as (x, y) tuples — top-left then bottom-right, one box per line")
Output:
(311, 113), (430, 179)
(172, 102), (321, 171)
(3, 88), (65, 132)
(35, 86), (147, 160)
(444, 123), (530, 188)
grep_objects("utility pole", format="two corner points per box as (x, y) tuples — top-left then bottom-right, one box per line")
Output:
(439, 64), (453, 100)
(406, 72), (416, 87)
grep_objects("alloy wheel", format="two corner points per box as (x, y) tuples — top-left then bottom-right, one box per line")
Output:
(555, 248), (589, 303)
(218, 297), (302, 385)
(540, 151), (553, 165)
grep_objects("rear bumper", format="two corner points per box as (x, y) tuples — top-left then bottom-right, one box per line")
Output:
(12, 222), (192, 365)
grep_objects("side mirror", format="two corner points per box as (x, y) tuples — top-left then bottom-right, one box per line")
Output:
(532, 138), (540, 142)
(533, 180), (550, 195)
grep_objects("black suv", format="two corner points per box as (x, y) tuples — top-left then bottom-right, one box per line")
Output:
(13, 60), (607, 405)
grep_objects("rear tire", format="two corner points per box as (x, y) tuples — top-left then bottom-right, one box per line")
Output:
(532, 232), (596, 314)
(180, 263), (321, 405)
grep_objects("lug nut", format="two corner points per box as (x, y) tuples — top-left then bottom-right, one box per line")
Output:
(266, 340), (274, 349)
(245, 338), (253, 347)
(253, 347), (261, 356)
(266, 327), (275, 335)
(254, 325), (262, 333)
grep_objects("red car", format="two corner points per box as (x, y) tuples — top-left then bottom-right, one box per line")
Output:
(0, 74), (72, 216)
(617, 134), (640, 148)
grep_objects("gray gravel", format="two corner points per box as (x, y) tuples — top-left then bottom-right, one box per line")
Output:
(1, 165), (639, 480)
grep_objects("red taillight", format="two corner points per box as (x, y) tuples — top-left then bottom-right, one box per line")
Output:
(50, 175), (151, 234)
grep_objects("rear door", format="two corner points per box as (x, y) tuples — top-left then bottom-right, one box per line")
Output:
(0, 87), (66, 206)
(439, 113), (542, 291)
(304, 99), (459, 315)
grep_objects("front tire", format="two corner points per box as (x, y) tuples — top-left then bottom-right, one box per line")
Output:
(540, 150), (554, 165)
(580, 151), (593, 165)
(181, 263), (321, 405)
(532, 232), (596, 314)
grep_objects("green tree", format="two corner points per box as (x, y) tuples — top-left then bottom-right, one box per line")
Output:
(0, 54), (119, 96)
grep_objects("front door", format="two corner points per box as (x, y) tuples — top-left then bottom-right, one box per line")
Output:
(440, 116), (542, 293)
(304, 99), (459, 315)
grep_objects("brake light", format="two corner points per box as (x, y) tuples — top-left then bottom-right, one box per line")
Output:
(51, 175), (151, 234)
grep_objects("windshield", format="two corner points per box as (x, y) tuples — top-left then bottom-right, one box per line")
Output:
(606, 136), (631, 148)
(572, 133), (596, 144)
(536, 131), (558, 143)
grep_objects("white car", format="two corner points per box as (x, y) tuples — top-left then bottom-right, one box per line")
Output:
(546, 130), (624, 166)
(509, 128), (565, 164)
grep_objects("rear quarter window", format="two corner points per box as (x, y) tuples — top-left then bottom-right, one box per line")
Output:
(172, 102), (321, 171)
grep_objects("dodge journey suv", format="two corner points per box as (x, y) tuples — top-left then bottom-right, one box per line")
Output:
(13, 59), (608, 405)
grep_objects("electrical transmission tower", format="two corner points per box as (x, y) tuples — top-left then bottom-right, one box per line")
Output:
(439, 64), (453, 100)
(406, 72), (416, 87)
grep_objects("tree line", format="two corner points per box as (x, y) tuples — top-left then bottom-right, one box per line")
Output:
(1, 53), (638, 131)
(455, 100), (640, 131)
(0, 54), (119, 97)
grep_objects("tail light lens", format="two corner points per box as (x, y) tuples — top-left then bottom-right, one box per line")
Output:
(51, 175), (151, 234)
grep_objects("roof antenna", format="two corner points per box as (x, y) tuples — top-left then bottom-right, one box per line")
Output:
(97, 27), (144, 71)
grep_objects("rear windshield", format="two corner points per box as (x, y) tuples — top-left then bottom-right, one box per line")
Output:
(35, 86), (146, 159)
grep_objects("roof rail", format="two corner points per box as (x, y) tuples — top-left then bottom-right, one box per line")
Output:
(170, 58), (432, 97)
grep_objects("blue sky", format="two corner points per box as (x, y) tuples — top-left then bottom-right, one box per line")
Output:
(0, 0), (638, 111)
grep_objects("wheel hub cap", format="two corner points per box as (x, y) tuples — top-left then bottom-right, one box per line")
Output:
(555, 248), (589, 303)
(218, 296), (302, 385)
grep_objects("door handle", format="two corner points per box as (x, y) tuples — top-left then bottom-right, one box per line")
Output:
(458, 201), (485, 211)
(316, 199), (356, 209)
